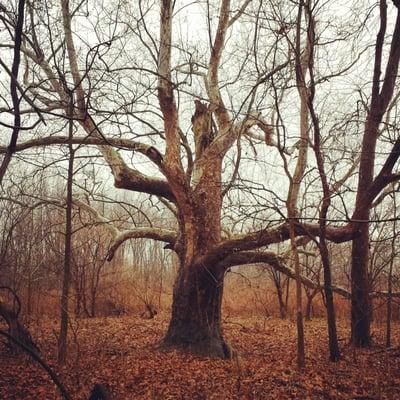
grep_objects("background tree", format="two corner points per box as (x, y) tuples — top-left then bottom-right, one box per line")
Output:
(350, 0), (400, 346)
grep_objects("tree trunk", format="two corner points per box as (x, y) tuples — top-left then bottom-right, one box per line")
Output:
(386, 191), (395, 348)
(319, 241), (340, 361)
(305, 294), (313, 321)
(349, 1), (400, 347)
(58, 95), (75, 364)
(386, 250), (393, 348)
(350, 224), (372, 347)
(27, 274), (32, 318)
(277, 286), (287, 319)
(163, 264), (229, 358)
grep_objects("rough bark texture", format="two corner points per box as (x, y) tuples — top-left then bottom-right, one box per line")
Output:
(350, 224), (372, 347)
(163, 265), (229, 358)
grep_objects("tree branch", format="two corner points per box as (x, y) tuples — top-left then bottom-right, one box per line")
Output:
(73, 199), (177, 260)
(207, 0), (231, 129)
(196, 222), (354, 269)
(0, 133), (175, 202)
(219, 250), (400, 299)
(158, 0), (183, 174)
(0, 0), (26, 184)
(219, 250), (351, 298)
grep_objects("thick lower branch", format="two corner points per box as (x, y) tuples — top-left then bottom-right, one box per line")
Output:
(73, 198), (177, 260)
(106, 228), (177, 261)
(0, 135), (175, 202)
(219, 250), (400, 299)
(197, 222), (354, 269)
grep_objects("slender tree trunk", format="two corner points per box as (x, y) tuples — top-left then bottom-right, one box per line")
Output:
(75, 283), (81, 318)
(285, 0), (313, 370)
(58, 96), (74, 364)
(386, 251), (393, 348)
(90, 279), (97, 318)
(27, 272), (32, 318)
(285, 278), (290, 314)
(289, 225), (305, 370)
(271, 271), (287, 319)
(386, 192), (396, 347)
(319, 240), (340, 361)
(301, 0), (341, 361)
(305, 293), (313, 321)
(0, 0), (25, 184)
(276, 285), (287, 319)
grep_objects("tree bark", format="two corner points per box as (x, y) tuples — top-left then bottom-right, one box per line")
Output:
(350, 0), (400, 347)
(305, 293), (313, 321)
(386, 191), (396, 347)
(319, 241), (340, 360)
(163, 264), (229, 358)
(58, 94), (74, 364)
(277, 285), (287, 319)
(0, 0), (25, 185)
(350, 224), (372, 346)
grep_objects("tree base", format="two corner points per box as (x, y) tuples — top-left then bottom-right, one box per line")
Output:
(351, 316), (371, 348)
(351, 335), (372, 348)
(163, 262), (229, 359)
(160, 336), (233, 359)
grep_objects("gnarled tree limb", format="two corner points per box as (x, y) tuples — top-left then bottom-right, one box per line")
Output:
(73, 199), (177, 260)
(196, 222), (355, 270)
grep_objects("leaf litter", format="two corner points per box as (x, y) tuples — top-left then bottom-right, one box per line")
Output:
(0, 315), (399, 399)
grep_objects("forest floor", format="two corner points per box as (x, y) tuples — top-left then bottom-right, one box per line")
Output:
(0, 314), (399, 399)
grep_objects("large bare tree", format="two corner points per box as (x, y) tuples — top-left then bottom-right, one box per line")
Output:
(1, 0), (400, 359)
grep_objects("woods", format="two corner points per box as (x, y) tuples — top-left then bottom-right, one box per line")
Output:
(1, 0), (400, 398)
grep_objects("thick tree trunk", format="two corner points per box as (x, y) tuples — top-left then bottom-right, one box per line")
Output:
(351, 223), (372, 347)
(163, 264), (229, 358)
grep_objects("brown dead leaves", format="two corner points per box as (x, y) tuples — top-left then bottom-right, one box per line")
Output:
(0, 316), (399, 399)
